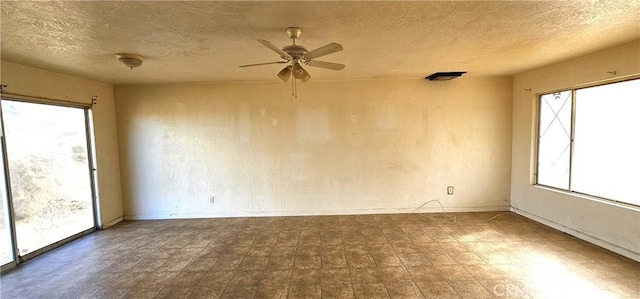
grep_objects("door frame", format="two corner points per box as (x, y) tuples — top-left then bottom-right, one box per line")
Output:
(0, 101), (18, 272)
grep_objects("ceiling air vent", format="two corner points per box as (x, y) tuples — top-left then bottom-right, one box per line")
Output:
(425, 71), (467, 81)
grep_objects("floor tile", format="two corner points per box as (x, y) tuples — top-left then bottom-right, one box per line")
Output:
(261, 269), (292, 285)
(199, 270), (235, 286)
(322, 253), (349, 268)
(322, 284), (356, 299)
(255, 285), (289, 299)
(379, 266), (413, 283)
(188, 285), (225, 299)
(448, 280), (495, 299)
(290, 269), (321, 285)
(239, 257), (270, 271)
(294, 254), (322, 269)
(415, 281), (461, 298)
(219, 286), (257, 299)
(385, 282), (425, 299)
(155, 287), (192, 299)
(351, 267), (386, 284)
(288, 284), (321, 299)
(347, 254), (377, 268)
(407, 266), (444, 281)
(322, 268), (352, 284)
(228, 270), (265, 286)
(352, 283), (390, 298)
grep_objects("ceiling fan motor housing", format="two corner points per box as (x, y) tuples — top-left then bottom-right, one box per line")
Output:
(282, 45), (307, 59)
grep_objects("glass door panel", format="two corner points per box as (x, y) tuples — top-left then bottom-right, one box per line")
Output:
(1, 100), (94, 255)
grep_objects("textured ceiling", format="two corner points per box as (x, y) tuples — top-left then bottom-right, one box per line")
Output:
(1, 1), (639, 84)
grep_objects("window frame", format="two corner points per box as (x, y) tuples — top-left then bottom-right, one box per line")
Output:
(534, 77), (640, 208)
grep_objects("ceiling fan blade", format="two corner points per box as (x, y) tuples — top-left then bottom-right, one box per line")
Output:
(304, 43), (343, 59)
(239, 61), (287, 68)
(306, 60), (345, 71)
(257, 39), (292, 60)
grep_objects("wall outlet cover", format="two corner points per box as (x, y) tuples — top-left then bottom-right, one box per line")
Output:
(447, 186), (454, 195)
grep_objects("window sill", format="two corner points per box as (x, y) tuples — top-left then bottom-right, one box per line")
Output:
(532, 184), (640, 212)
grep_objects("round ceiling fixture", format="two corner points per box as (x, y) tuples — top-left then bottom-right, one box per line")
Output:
(116, 53), (144, 69)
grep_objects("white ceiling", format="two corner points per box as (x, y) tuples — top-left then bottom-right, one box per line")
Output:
(1, 1), (638, 85)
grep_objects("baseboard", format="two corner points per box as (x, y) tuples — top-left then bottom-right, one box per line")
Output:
(101, 216), (124, 229)
(512, 207), (640, 262)
(123, 205), (510, 220)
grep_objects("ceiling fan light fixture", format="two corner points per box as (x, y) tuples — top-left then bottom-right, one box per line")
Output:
(426, 71), (467, 81)
(292, 63), (309, 80)
(116, 53), (145, 69)
(301, 72), (311, 83)
(278, 66), (292, 82)
(300, 69), (311, 83)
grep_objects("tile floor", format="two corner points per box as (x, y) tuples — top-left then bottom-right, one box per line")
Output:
(1, 212), (638, 298)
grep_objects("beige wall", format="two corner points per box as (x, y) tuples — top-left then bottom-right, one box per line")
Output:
(0, 61), (123, 228)
(115, 77), (513, 219)
(511, 41), (640, 261)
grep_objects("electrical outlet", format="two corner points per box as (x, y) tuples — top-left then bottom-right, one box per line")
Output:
(447, 186), (454, 195)
(209, 196), (215, 204)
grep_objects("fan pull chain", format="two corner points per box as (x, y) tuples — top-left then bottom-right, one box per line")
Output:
(292, 77), (298, 98)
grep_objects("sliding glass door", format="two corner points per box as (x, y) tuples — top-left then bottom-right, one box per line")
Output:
(0, 98), (96, 264)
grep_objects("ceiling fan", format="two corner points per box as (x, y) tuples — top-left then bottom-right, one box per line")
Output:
(240, 27), (344, 96)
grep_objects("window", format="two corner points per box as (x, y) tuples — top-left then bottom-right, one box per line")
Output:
(536, 79), (640, 206)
